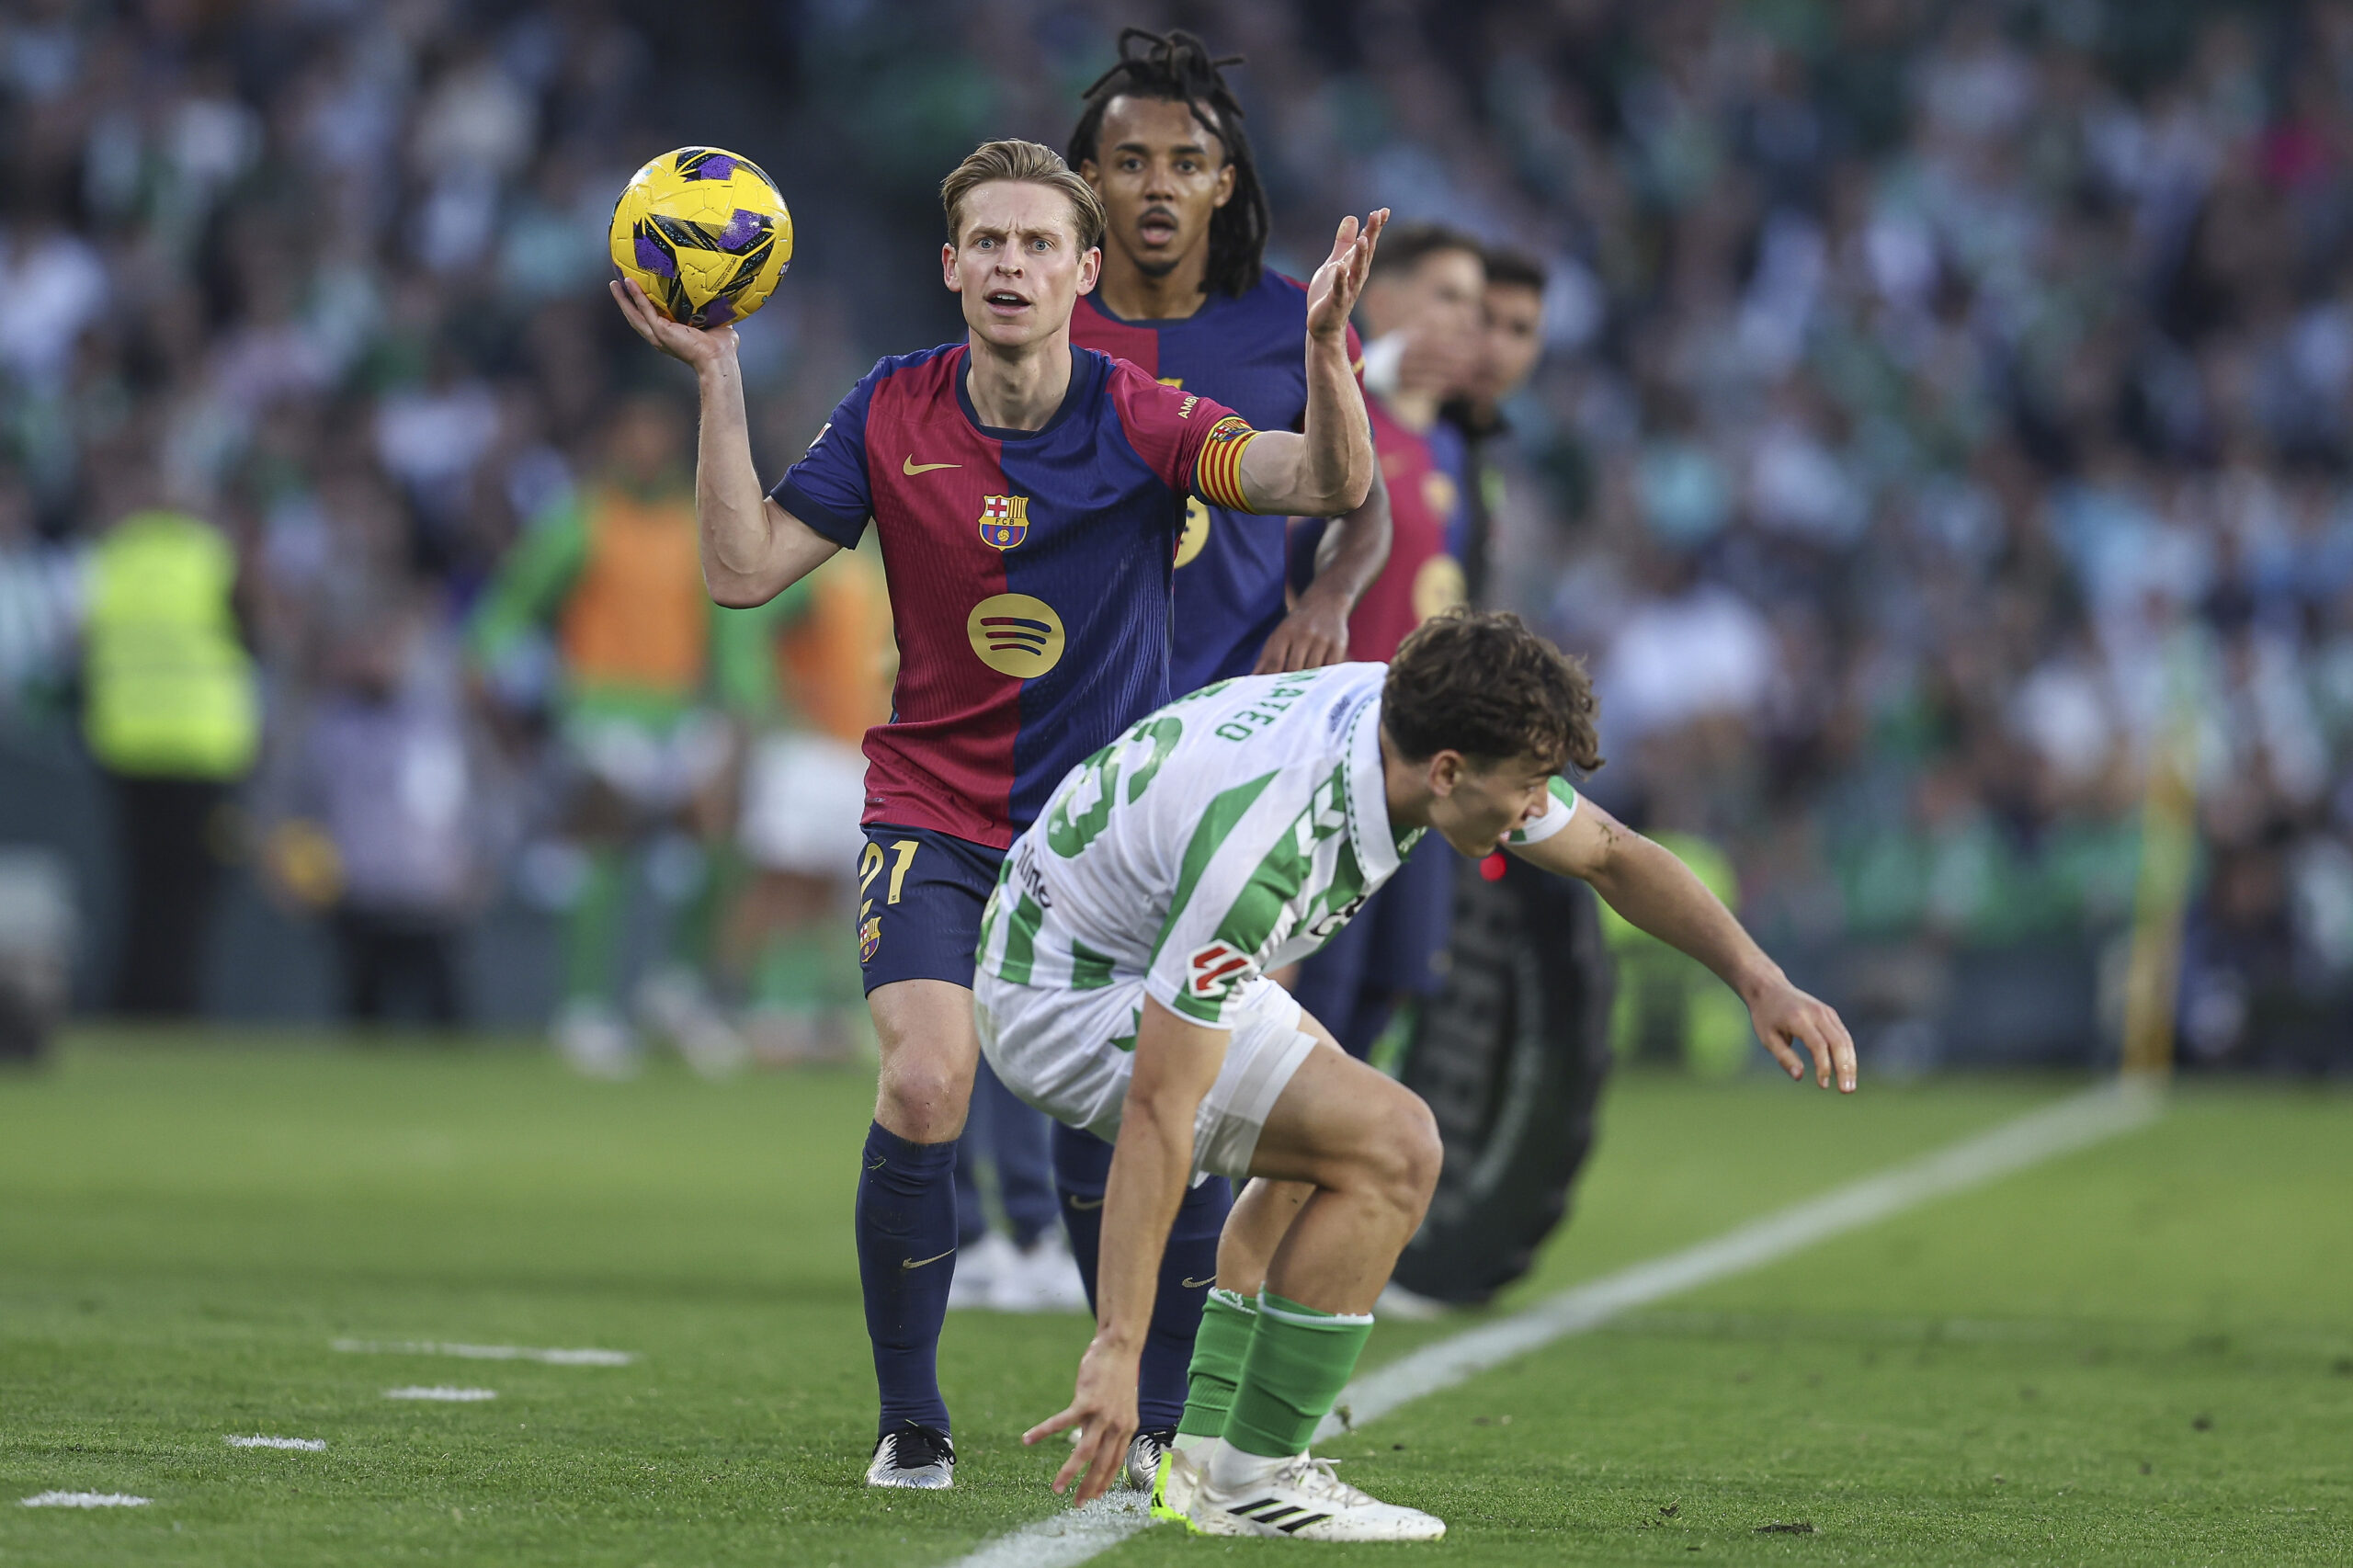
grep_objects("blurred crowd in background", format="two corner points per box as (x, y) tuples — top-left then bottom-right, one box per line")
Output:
(4, 0), (2351, 1074)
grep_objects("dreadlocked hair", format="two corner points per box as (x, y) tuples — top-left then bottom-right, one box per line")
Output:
(1070, 27), (1270, 300)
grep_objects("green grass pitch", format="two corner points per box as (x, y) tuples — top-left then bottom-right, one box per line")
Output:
(2, 1032), (2347, 1565)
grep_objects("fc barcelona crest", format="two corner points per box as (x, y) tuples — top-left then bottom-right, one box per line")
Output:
(978, 494), (1030, 551)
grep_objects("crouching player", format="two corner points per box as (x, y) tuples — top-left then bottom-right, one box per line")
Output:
(974, 609), (1856, 1538)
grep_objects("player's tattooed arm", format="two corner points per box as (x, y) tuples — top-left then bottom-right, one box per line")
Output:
(1025, 998), (1230, 1505)
(1233, 210), (1388, 517)
(1516, 797), (1859, 1093)
(1256, 466), (1392, 674)
(608, 278), (842, 607)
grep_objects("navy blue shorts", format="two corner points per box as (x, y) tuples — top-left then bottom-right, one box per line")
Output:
(854, 823), (1006, 994)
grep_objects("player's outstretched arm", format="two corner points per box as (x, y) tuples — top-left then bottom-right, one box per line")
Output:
(608, 278), (840, 607)
(1023, 997), (1229, 1506)
(1233, 211), (1387, 518)
(1514, 798), (1858, 1092)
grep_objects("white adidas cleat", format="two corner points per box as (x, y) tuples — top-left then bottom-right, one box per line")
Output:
(1149, 1440), (1211, 1521)
(865, 1421), (954, 1489)
(1122, 1427), (1176, 1492)
(1188, 1453), (1445, 1540)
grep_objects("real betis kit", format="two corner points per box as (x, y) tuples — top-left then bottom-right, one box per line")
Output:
(974, 662), (1578, 1176)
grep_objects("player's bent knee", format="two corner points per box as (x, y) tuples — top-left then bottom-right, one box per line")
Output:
(875, 1051), (974, 1142)
(1359, 1086), (1442, 1218)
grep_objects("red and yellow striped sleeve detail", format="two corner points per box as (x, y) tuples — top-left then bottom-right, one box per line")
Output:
(1192, 415), (1259, 512)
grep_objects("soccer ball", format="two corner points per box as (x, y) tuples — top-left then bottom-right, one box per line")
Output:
(609, 147), (793, 328)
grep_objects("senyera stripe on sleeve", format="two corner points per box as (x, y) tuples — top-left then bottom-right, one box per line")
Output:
(1193, 416), (1257, 511)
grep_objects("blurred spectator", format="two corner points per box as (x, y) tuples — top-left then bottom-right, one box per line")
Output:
(80, 476), (257, 1016)
(261, 598), (489, 1026)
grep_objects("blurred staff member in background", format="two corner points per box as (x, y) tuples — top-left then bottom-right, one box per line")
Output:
(469, 394), (776, 1078)
(80, 460), (259, 1017)
(1283, 223), (1483, 1059)
(728, 547), (891, 1064)
(1446, 246), (1551, 608)
(260, 597), (494, 1027)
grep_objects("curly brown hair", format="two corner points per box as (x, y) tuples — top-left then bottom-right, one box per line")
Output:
(1381, 608), (1603, 776)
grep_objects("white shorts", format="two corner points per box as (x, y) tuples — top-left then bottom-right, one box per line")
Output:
(739, 733), (868, 876)
(974, 972), (1317, 1181)
(566, 710), (733, 812)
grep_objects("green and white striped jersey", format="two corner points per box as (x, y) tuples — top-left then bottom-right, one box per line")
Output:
(975, 663), (1578, 1030)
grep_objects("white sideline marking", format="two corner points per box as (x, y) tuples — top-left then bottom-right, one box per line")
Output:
(20, 1492), (151, 1508)
(225, 1436), (326, 1450)
(941, 1080), (2162, 1568)
(334, 1339), (633, 1367)
(383, 1386), (498, 1402)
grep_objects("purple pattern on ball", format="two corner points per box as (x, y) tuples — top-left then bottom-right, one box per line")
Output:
(702, 297), (736, 325)
(696, 154), (736, 180)
(716, 210), (764, 251)
(633, 232), (676, 278)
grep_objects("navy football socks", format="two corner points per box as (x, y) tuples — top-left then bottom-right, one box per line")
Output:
(855, 1121), (959, 1437)
(1051, 1121), (1232, 1431)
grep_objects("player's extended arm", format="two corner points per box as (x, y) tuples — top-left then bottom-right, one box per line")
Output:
(1233, 212), (1388, 518)
(1255, 466), (1392, 674)
(1023, 996), (1230, 1506)
(608, 278), (841, 608)
(1514, 797), (1858, 1092)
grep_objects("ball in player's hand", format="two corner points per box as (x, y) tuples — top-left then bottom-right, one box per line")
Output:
(609, 146), (792, 327)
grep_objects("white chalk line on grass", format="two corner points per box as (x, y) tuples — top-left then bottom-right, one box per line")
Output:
(20, 1492), (151, 1508)
(943, 1079), (2164, 1568)
(334, 1339), (633, 1366)
(225, 1436), (326, 1450)
(383, 1386), (498, 1402)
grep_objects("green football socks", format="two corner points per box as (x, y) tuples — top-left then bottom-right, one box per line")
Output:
(1178, 1287), (1258, 1439)
(1220, 1291), (1375, 1460)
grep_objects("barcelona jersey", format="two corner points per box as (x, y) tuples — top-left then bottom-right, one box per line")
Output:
(773, 344), (1255, 849)
(1287, 392), (1468, 662)
(1071, 272), (1362, 693)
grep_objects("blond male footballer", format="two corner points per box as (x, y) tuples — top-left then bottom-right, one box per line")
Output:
(972, 608), (1858, 1540)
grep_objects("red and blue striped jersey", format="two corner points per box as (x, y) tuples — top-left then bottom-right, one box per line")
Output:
(772, 344), (1255, 848)
(1072, 272), (1363, 692)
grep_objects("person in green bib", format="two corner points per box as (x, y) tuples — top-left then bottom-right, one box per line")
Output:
(82, 501), (260, 1016)
(469, 395), (791, 1075)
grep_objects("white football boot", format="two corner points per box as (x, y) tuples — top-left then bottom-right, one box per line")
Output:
(1149, 1439), (1214, 1520)
(553, 999), (639, 1079)
(865, 1421), (954, 1489)
(1188, 1452), (1445, 1540)
(988, 1231), (1091, 1313)
(947, 1231), (1016, 1312)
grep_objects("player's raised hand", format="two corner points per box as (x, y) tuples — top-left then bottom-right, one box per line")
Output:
(1306, 208), (1389, 343)
(1023, 1335), (1142, 1508)
(1747, 978), (1858, 1093)
(609, 278), (739, 370)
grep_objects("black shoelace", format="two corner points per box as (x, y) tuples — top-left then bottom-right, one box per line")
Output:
(888, 1421), (954, 1470)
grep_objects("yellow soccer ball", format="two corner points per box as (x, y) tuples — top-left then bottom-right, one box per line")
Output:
(609, 146), (792, 328)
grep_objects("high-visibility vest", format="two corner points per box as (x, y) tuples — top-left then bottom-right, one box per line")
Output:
(83, 511), (258, 778)
(557, 487), (709, 697)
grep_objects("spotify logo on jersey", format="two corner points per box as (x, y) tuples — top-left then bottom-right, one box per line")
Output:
(967, 594), (1065, 677)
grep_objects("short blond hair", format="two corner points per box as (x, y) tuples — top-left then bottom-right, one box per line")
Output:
(940, 139), (1107, 252)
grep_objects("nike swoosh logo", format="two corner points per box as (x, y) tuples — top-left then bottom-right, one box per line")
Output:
(1066, 1195), (1105, 1210)
(903, 457), (960, 475)
(901, 1248), (956, 1271)
(866, 1156), (887, 1171)
(1180, 1276), (1216, 1290)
